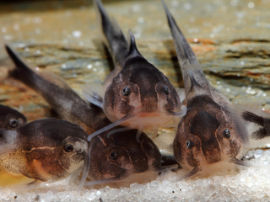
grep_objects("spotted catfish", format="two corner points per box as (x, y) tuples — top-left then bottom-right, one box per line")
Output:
(162, 1), (248, 176)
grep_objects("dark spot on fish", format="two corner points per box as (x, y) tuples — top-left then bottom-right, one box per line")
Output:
(190, 111), (220, 138)
(190, 111), (221, 163)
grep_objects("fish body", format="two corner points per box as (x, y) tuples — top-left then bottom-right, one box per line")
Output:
(0, 104), (26, 129)
(5, 45), (167, 184)
(162, 1), (247, 175)
(93, 0), (183, 131)
(87, 127), (161, 182)
(5, 45), (109, 132)
(0, 118), (88, 181)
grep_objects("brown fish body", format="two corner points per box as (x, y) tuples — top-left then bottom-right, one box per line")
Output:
(173, 96), (244, 172)
(0, 118), (88, 181)
(5, 45), (109, 133)
(103, 57), (182, 129)
(5, 46), (167, 183)
(92, 0), (183, 131)
(0, 104), (26, 130)
(86, 127), (161, 181)
(163, 1), (247, 175)
(5, 44), (172, 182)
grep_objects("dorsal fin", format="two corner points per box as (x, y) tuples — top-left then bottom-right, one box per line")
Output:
(5, 45), (26, 68)
(127, 31), (142, 58)
(94, 0), (129, 67)
(187, 69), (202, 91)
(162, 0), (210, 97)
(162, 0), (198, 66)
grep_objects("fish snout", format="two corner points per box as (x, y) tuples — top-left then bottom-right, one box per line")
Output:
(141, 96), (158, 113)
(204, 146), (221, 163)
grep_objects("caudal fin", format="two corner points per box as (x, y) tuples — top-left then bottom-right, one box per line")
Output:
(242, 111), (270, 139)
(242, 111), (265, 126)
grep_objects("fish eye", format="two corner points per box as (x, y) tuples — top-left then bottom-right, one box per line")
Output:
(163, 86), (169, 95)
(64, 144), (74, 152)
(186, 140), (194, 149)
(9, 119), (18, 128)
(122, 87), (131, 96)
(223, 129), (231, 138)
(110, 151), (118, 160)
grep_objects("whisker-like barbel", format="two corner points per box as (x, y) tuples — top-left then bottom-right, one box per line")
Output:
(87, 115), (131, 142)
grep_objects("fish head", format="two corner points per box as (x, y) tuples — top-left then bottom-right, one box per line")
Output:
(103, 59), (181, 128)
(88, 128), (161, 180)
(0, 105), (26, 130)
(174, 96), (246, 171)
(18, 119), (88, 181)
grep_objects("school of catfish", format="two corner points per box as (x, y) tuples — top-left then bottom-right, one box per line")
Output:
(0, 0), (269, 187)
